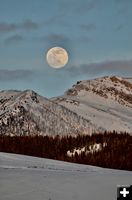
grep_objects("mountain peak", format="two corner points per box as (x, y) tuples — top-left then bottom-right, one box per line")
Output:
(0, 75), (132, 136)
(54, 76), (132, 134)
(0, 88), (94, 136)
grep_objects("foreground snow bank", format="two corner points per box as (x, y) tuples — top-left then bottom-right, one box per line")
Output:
(0, 152), (132, 200)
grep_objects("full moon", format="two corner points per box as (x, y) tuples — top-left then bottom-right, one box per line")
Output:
(46, 47), (69, 68)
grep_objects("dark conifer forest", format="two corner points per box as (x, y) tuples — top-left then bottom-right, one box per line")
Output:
(0, 132), (132, 171)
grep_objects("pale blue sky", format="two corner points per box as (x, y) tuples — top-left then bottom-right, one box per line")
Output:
(0, 0), (132, 97)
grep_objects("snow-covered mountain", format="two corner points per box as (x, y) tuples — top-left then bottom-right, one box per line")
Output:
(0, 90), (96, 136)
(0, 76), (132, 136)
(53, 76), (132, 134)
(0, 152), (132, 200)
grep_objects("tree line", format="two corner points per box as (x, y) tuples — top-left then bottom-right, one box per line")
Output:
(0, 131), (132, 171)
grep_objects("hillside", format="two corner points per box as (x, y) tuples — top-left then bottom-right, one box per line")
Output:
(0, 90), (97, 136)
(53, 76), (132, 134)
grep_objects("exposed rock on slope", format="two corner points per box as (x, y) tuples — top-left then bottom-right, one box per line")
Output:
(53, 76), (132, 134)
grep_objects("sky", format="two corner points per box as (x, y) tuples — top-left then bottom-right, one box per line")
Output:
(0, 0), (132, 97)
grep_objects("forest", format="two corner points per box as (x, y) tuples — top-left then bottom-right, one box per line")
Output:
(0, 131), (132, 171)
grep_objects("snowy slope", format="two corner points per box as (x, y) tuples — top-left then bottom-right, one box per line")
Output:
(0, 90), (96, 136)
(53, 76), (132, 134)
(0, 152), (132, 200)
(0, 76), (132, 136)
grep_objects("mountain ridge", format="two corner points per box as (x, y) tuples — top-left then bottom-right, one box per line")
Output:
(0, 89), (99, 136)
(53, 76), (132, 134)
(0, 75), (132, 136)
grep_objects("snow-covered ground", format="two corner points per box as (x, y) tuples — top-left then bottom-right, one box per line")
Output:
(0, 153), (132, 200)
(67, 143), (107, 157)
